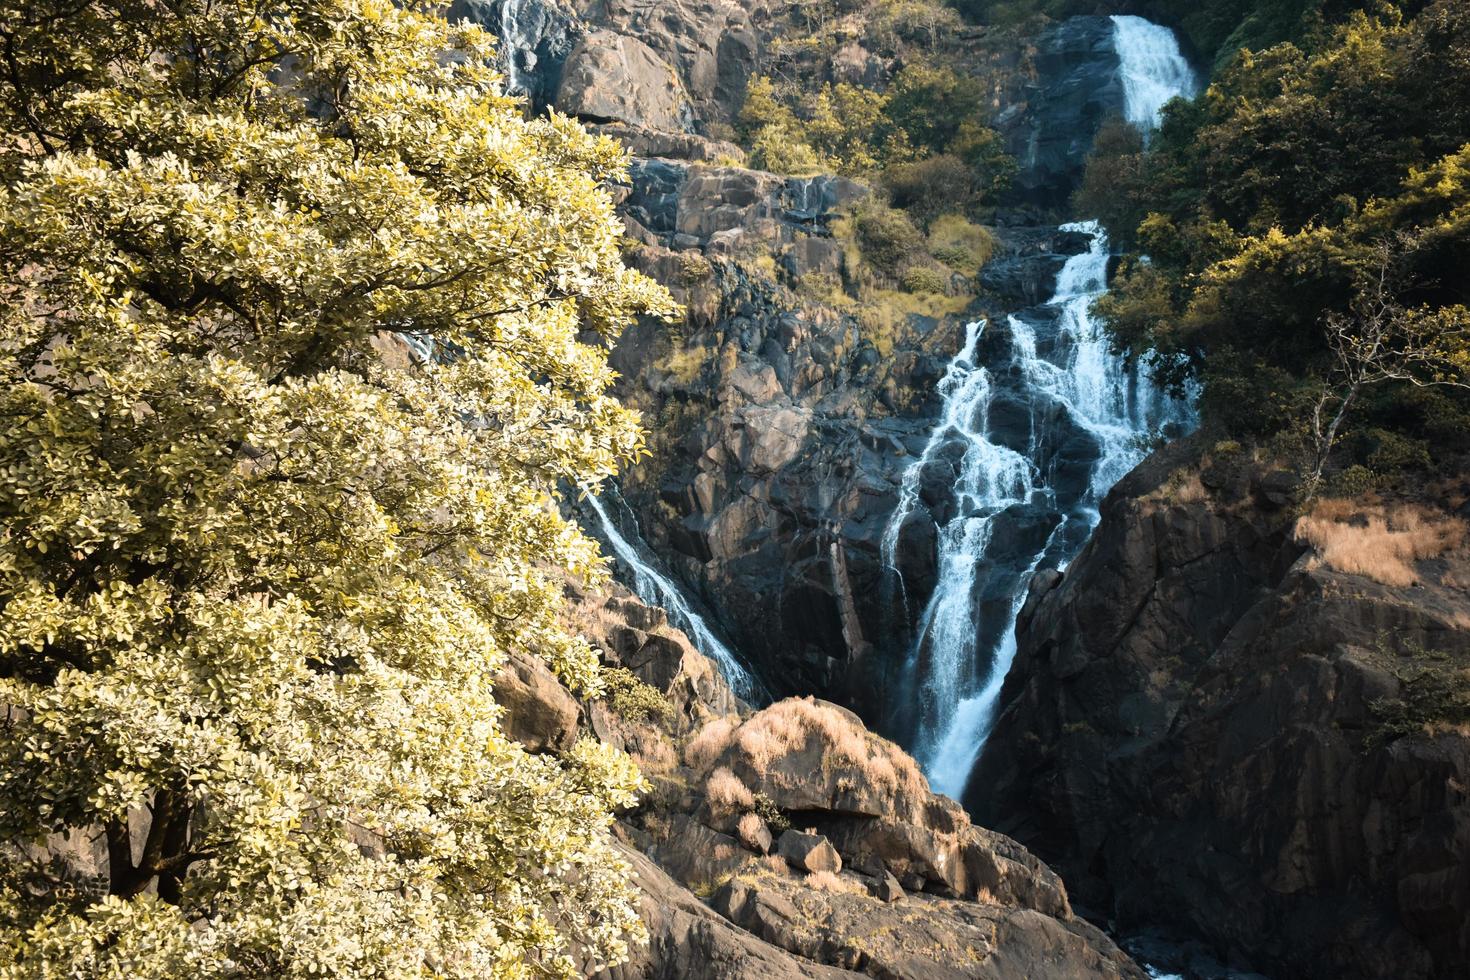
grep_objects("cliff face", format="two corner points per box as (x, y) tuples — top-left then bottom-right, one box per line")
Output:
(971, 440), (1470, 980)
(455, 0), (1136, 728)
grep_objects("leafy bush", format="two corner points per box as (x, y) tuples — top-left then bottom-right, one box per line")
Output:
(883, 154), (974, 224)
(928, 214), (996, 272)
(602, 667), (676, 723)
(677, 251), (715, 284)
(853, 202), (925, 277)
(1093, 1), (1470, 457)
(901, 264), (950, 294)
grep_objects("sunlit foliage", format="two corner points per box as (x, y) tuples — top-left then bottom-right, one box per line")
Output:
(0, 1), (676, 976)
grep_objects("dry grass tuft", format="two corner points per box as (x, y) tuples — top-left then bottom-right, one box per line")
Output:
(760, 854), (790, 874)
(705, 766), (754, 813)
(684, 715), (739, 773)
(736, 811), (766, 845)
(629, 730), (678, 776)
(805, 870), (865, 895)
(1295, 502), (1467, 587)
(730, 697), (928, 798)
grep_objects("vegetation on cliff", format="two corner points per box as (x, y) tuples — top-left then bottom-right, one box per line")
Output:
(1077, 0), (1470, 489)
(0, 0), (677, 975)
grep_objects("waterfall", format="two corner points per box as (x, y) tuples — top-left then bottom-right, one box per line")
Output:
(584, 490), (765, 703)
(886, 18), (1197, 800)
(1112, 15), (1200, 132)
(498, 0), (531, 97)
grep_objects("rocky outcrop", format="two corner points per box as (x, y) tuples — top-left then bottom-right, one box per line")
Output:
(603, 842), (862, 980)
(556, 585), (1147, 978)
(557, 29), (690, 130)
(495, 649), (581, 752)
(569, 0), (761, 127)
(971, 439), (1470, 979)
(995, 16), (1125, 208)
(706, 871), (1143, 980)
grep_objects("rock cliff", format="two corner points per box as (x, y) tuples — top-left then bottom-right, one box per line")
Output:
(971, 440), (1470, 979)
(552, 582), (1151, 978)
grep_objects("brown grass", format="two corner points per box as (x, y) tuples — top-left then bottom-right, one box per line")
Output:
(805, 870), (864, 895)
(684, 715), (739, 773)
(1295, 502), (1467, 587)
(736, 812), (767, 846)
(705, 766), (754, 813)
(629, 730), (678, 776)
(760, 854), (790, 874)
(731, 697), (928, 798)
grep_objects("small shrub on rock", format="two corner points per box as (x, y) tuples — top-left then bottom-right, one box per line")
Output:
(602, 667), (675, 723)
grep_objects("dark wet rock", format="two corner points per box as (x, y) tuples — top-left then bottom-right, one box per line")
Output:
(971, 439), (1470, 980)
(997, 16), (1124, 208)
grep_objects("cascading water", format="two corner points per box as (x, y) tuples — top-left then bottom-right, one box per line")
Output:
(584, 490), (765, 703)
(497, 0), (532, 98)
(1112, 14), (1201, 132)
(886, 18), (1198, 800)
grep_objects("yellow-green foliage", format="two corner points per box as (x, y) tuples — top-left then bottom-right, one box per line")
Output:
(928, 214), (996, 272)
(662, 340), (714, 385)
(858, 288), (974, 357)
(602, 667), (675, 724)
(0, 2), (678, 976)
(676, 251), (715, 284)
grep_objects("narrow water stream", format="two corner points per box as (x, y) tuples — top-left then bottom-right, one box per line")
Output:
(584, 489), (766, 703)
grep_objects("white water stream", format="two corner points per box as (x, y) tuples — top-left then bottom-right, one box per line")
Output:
(887, 17), (1199, 799)
(584, 491), (763, 702)
(497, 0), (531, 97)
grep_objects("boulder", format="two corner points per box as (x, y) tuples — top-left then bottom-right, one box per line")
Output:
(776, 830), (841, 873)
(597, 843), (860, 980)
(706, 867), (1146, 980)
(737, 814), (774, 855)
(556, 29), (688, 131)
(494, 649), (579, 752)
(872, 871), (905, 902)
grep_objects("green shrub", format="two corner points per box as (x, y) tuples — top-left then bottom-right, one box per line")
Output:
(753, 793), (791, 833)
(901, 263), (949, 294)
(1325, 465), (1376, 499)
(853, 202), (924, 277)
(677, 251), (714, 284)
(927, 213), (995, 272)
(1361, 428), (1431, 474)
(882, 154), (973, 224)
(601, 667), (676, 723)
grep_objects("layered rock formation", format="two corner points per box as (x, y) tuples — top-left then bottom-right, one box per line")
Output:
(553, 583), (1150, 978)
(971, 440), (1470, 979)
(455, 0), (1141, 730)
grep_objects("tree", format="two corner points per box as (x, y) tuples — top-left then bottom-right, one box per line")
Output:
(1308, 241), (1470, 491)
(0, 1), (676, 976)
